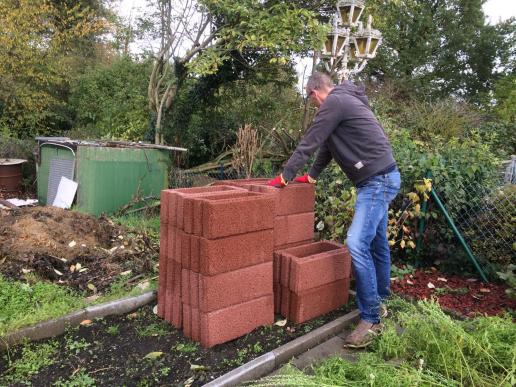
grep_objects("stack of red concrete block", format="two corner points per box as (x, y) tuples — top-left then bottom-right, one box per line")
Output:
(275, 241), (351, 323)
(157, 185), (275, 347)
(157, 179), (351, 347)
(213, 179), (316, 314)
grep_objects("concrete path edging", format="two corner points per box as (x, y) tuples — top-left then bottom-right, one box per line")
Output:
(204, 309), (360, 387)
(0, 291), (156, 351)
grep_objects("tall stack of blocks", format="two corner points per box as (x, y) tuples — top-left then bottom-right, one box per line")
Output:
(213, 179), (317, 314)
(275, 241), (352, 323)
(158, 185), (276, 348)
(157, 179), (351, 347)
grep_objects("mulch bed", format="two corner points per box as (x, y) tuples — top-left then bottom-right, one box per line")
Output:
(0, 302), (355, 386)
(391, 268), (516, 317)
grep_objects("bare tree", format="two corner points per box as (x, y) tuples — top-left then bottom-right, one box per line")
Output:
(148, 0), (216, 144)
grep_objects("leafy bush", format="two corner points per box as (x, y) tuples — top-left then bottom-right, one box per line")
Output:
(69, 57), (151, 141)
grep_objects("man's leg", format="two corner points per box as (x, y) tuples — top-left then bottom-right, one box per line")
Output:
(346, 181), (387, 324)
(371, 210), (390, 303)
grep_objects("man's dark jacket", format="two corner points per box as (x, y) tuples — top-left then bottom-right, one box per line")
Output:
(282, 81), (396, 186)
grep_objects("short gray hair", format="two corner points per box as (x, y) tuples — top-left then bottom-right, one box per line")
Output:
(306, 72), (334, 94)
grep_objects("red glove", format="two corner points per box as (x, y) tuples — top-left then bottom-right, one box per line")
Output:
(294, 174), (316, 184)
(267, 174), (287, 188)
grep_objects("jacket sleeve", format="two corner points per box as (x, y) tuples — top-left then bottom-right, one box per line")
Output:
(309, 142), (332, 179)
(282, 95), (343, 181)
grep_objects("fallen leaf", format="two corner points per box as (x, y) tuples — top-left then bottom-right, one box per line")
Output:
(184, 376), (195, 387)
(81, 244), (86, 247)
(406, 279), (414, 285)
(152, 305), (158, 315)
(190, 364), (210, 371)
(274, 319), (287, 327)
(68, 240), (77, 248)
(109, 246), (118, 254)
(437, 277), (447, 282)
(427, 282), (436, 289)
(80, 319), (92, 326)
(87, 283), (97, 292)
(479, 288), (491, 293)
(78, 268), (88, 273)
(59, 257), (67, 263)
(118, 235), (124, 240)
(54, 269), (63, 276)
(75, 263), (82, 270)
(127, 312), (138, 319)
(21, 268), (31, 274)
(70, 265), (76, 273)
(144, 351), (163, 360)
(120, 270), (132, 276)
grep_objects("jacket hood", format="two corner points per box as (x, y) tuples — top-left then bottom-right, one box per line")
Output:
(330, 81), (369, 107)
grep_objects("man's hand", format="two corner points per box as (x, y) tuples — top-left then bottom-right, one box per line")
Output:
(294, 174), (316, 184)
(267, 174), (287, 188)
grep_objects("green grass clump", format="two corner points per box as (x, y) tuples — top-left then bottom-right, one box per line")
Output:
(252, 298), (515, 387)
(112, 213), (160, 239)
(1, 341), (58, 383)
(0, 275), (85, 336)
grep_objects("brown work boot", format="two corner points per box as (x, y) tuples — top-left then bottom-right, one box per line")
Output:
(343, 320), (384, 349)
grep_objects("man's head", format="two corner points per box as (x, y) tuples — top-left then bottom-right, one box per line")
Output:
(306, 72), (334, 107)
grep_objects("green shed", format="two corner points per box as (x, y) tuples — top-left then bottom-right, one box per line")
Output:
(36, 138), (186, 216)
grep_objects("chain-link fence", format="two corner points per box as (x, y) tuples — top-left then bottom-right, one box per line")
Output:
(432, 157), (516, 271)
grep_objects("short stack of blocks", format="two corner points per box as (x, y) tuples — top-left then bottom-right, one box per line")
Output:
(213, 179), (316, 313)
(158, 185), (275, 348)
(275, 241), (352, 323)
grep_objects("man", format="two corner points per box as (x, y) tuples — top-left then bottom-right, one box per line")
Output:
(268, 72), (400, 348)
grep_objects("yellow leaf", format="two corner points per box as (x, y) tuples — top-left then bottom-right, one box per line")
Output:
(400, 240), (406, 249)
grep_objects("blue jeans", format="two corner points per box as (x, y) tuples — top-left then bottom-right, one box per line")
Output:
(346, 169), (401, 324)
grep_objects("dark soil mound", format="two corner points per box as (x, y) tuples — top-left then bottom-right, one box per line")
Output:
(0, 207), (158, 292)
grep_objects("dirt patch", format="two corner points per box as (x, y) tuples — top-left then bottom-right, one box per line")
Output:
(392, 269), (516, 317)
(0, 207), (158, 292)
(0, 302), (355, 386)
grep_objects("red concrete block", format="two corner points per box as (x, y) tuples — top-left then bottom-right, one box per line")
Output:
(274, 212), (315, 247)
(248, 183), (315, 216)
(290, 278), (350, 323)
(277, 241), (344, 288)
(273, 250), (282, 284)
(168, 186), (243, 229)
(157, 222), (168, 318)
(200, 192), (275, 239)
(273, 282), (281, 315)
(199, 229), (274, 275)
(289, 246), (351, 293)
(191, 307), (200, 342)
(172, 261), (183, 329)
(198, 262), (273, 312)
(190, 235), (200, 272)
(214, 179), (315, 216)
(167, 226), (175, 262)
(164, 257), (175, 323)
(183, 303), (191, 339)
(174, 229), (183, 264)
(181, 269), (190, 305)
(183, 188), (246, 233)
(160, 189), (173, 224)
(200, 295), (274, 348)
(280, 285), (291, 318)
(190, 271), (199, 308)
(181, 232), (191, 270)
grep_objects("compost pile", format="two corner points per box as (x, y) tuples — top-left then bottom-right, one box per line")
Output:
(0, 206), (158, 292)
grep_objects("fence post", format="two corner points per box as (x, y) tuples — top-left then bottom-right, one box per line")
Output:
(429, 187), (489, 283)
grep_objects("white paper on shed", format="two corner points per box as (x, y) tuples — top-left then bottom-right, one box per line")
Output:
(52, 176), (78, 209)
